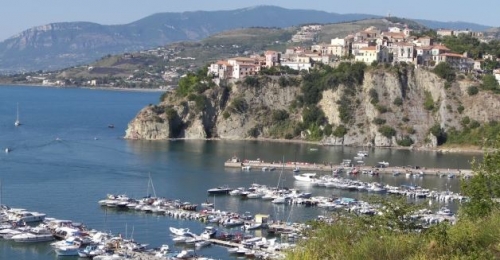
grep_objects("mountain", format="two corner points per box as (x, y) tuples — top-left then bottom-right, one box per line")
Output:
(415, 19), (492, 31)
(0, 6), (378, 74)
(0, 5), (493, 74)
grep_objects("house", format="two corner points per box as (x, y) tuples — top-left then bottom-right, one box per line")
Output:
(416, 37), (433, 47)
(264, 51), (280, 68)
(433, 53), (473, 72)
(416, 46), (433, 66)
(437, 29), (453, 37)
(355, 46), (389, 64)
(281, 54), (312, 71)
(431, 45), (451, 56)
(351, 41), (370, 56)
(474, 60), (483, 71)
(393, 42), (415, 63)
(209, 60), (233, 79)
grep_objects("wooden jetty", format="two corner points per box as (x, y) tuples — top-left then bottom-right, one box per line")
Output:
(225, 157), (473, 176)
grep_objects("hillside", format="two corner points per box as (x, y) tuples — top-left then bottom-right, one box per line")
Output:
(0, 6), (377, 74)
(124, 64), (500, 149)
(0, 5), (493, 74)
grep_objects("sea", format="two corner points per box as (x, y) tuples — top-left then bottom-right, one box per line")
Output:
(0, 85), (481, 260)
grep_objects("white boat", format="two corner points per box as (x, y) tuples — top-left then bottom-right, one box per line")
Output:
(200, 226), (217, 239)
(176, 250), (195, 259)
(292, 167), (300, 173)
(14, 103), (21, 127)
(11, 227), (54, 243)
(293, 173), (317, 182)
(377, 161), (389, 167)
(272, 196), (287, 204)
(242, 165), (251, 171)
(223, 218), (244, 228)
(357, 151), (369, 157)
(195, 239), (212, 248)
(169, 227), (190, 236)
(54, 243), (81, 256)
(242, 222), (262, 230)
(5, 148), (10, 153)
(9, 211), (46, 223)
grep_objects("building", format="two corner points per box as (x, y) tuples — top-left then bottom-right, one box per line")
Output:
(355, 46), (389, 64)
(433, 53), (472, 72)
(416, 46), (433, 66)
(264, 51), (280, 68)
(437, 29), (453, 37)
(393, 42), (415, 63)
(281, 55), (312, 71)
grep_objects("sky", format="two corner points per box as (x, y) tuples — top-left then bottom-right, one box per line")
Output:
(0, 0), (498, 41)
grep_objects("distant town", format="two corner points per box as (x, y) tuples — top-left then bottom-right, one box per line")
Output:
(208, 24), (500, 84)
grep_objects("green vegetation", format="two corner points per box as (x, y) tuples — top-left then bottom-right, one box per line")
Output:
(378, 125), (396, 138)
(429, 124), (447, 145)
(481, 74), (500, 92)
(423, 91), (435, 111)
(432, 63), (456, 82)
(393, 97), (403, 106)
(446, 121), (500, 146)
(332, 125), (348, 137)
(397, 136), (414, 146)
(368, 88), (379, 105)
(288, 136), (500, 260)
(467, 86), (479, 96)
(229, 96), (247, 114)
(177, 68), (215, 97)
(441, 34), (500, 59)
(372, 118), (386, 125)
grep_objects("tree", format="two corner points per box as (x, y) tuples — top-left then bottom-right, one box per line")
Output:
(433, 63), (456, 82)
(481, 74), (499, 91)
(461, 136), (500, 219)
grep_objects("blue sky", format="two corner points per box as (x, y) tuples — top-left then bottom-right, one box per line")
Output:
(0, 0), (497, 41)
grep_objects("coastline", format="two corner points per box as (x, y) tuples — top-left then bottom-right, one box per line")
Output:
(125, 136), (486, 154)
(0, 82), (167, 93)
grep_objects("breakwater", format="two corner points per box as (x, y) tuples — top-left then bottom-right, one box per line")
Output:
(225, 159), (473, 176)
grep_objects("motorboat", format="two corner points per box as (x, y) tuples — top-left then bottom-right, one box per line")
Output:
(242, 222), (262, 230)
(207, 185), (233, 195)
(272, 196), (287, 204)
(223, 218), (244, 228)
(293, 173), (317, 182)
(9, 211), (46, 223)
(176, 250), (195, 259)
(15, 103), (21, 127)
(169, 227), (190, 236)
(11, 226), (55, 243)
(357, 151), (369, 157)
(200, 226), (217, 239)
(241, 165), (251, 171)
(377, 161), (390, 167)
(292, 167), (300, 173)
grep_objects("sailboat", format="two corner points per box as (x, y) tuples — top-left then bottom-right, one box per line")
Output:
(14, 103), (21, 127)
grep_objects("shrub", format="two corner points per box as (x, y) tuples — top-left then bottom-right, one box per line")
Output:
(323, 124), (333, 136)
(272, 109), (289, 122)
(461, 116), (470, 126)
(393, 97), (403, 106)
(333, 125), (348, 137)
(373, 118), (386, 125)
(230, 97), (247, 113)
(247, 127), (259, 138)
(397, 136), (414, 146)
(433, 62), (456, 82)
(378, 125), (396, 138)
(467, 86), (479, 96)
(429, 124), (447, 145)
(470, 120), (480, 129)
(222, 111), (230, 119)
(402, 117), (410, 123)
(423, 91), (435, 111)
(376, 105), (388, 113)
(457, 105), (465, 114)
(165, 107), (178, 121)
(369, 89), (379, 105)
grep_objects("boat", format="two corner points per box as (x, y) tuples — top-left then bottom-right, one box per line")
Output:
(241, 165), (251, 171)
(207, 185), (233, 195)
(9, 211), (46, 223)
(293, 172), (317, 182)
(195, 239), (212, 248)
(292, 167), (300, 173)
(169, 227), (190, 236)
(11, 226), (55, 243)
(377, 161), (390, 167)
(175, 250), (195, 259)
(242, 222), (263, 230)
(200, 226), (217, 239)
(108, 124), (114, 129)
(357, 151), (369, 157)
(5, 148), (10, 153)
(14, 103), (21, 127)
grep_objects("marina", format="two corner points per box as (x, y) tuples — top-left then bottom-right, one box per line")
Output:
(0, 85), (479, 259)
(225, 156), (473, 176)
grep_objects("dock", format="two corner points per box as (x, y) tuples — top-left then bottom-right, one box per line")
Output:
(225, 160), (473, 176)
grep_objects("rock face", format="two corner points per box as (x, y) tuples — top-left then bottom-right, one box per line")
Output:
(125, 68), (500, 148)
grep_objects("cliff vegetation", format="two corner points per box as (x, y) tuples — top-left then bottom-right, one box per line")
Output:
(125, 62), (500, 149)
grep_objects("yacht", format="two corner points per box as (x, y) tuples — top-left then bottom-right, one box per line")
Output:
(293, 173), (317, 182)
(9, 211), (46, 223)
(11, 226), (55, 243)
(357, 151), (369, 157)
(200, 226), (217, 239)
(207, 185), (233, 195)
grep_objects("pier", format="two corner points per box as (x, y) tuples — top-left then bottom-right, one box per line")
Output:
(225, 158), (473, 176)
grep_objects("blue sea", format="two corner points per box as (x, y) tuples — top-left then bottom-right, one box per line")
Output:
(0, 85), (479, 260)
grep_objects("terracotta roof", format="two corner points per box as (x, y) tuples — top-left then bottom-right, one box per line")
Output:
(360, 46), (377, 51)
(393, 42), (415, 47)
(440, 53), (464, 58)
(216, 60), (230, 66)
(265, 50), (277, 55)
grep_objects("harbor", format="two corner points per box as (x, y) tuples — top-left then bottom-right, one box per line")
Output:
(0, 85), (479, 259)
(225, 155), (474, 176)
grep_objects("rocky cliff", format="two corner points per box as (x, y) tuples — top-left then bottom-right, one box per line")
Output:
(125, 67), (500, 148)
